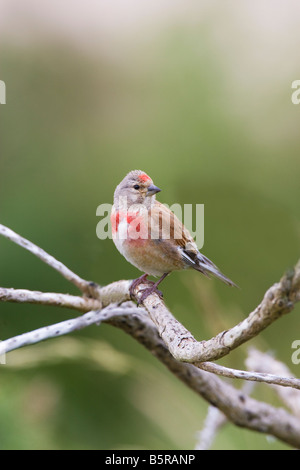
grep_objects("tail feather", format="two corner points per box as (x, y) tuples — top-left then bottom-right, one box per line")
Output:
(182, 250), (238, 287)
(195, 261), (238, 287)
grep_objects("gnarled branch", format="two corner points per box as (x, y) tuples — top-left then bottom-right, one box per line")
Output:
(1, 223), (300, 448)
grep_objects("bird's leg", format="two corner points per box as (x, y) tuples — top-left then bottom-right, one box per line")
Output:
(138, 272), (169, 304)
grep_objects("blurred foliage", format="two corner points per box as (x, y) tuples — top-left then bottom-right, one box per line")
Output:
(0, 18), (299, 450)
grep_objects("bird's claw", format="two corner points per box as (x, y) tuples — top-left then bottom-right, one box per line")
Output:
(137, 286), (164, 305)
(129, 274), (153, 300)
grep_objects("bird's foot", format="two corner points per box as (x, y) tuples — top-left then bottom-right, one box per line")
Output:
(137, 285), (163, 305)
(130, 274), (152, 299)
(130, 274), (163, 304)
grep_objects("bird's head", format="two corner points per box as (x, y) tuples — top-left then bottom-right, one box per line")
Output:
(114, 170), (161, 209)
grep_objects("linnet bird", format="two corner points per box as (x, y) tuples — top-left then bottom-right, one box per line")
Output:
(111, 170), (237, 303)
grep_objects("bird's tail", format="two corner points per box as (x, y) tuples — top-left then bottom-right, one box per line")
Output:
(194, 253), (238, 288)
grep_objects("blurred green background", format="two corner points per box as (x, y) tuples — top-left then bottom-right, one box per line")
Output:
(0, 0), (299, 450)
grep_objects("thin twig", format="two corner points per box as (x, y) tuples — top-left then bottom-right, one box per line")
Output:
(0, 287), (101, 312)
(0, 282), (132, 311)
(197, 361), (300, 390)
(0, 224), (97, 296)
(0, 304), (143, 356)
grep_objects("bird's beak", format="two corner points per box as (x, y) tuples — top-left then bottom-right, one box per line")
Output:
(147, 184), (161, 196)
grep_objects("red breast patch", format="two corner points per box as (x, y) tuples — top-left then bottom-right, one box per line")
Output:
(111, 211), (140, 233)
(111, 210), (147, 240)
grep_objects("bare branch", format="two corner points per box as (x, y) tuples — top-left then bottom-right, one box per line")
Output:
(2, 223), (299, 368)
(1, 298), (300, 446)
(136, 261), (300, 363)
(0, 281), (132, 312)
(1, 290), (300, 447)
(1, 281), (300, 391)
(109, 313), (300, 449)
(0, 224), (97, 296)
(0, 287), (101, 312)
(0, 304), (143, 356)
(2, 278), (300, 393)
(97, 279), (131, 306)
(1, 224), (300, 447)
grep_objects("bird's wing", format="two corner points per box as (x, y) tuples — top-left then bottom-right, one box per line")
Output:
(149, 201), (198, 251)
(149, 201), (237, 287)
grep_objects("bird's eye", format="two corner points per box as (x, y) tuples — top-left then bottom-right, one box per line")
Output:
(133, 184), (140, 190)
